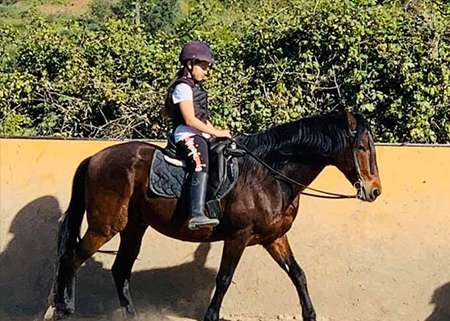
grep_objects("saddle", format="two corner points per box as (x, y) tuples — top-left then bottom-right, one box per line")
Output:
(148, 135), (246, 219)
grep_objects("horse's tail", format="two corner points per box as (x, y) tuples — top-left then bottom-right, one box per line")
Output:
(57, 157), (90, 257)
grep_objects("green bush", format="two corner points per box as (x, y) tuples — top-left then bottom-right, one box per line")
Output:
(229, 0), (450, 142)
(0, 0), (449, 142)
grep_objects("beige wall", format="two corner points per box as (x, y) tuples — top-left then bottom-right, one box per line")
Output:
(1, 138), (450, 321)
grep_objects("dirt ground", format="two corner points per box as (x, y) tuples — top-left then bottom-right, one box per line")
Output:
(38, 0), (91, 16)
(0, 311), (332, 321)
(2, 141), (450, 321)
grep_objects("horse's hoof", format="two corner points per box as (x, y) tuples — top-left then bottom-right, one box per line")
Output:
(43, 306), (72, 320)
(302, 312), (317, 321)
(43, 306), (56, 321)
(203, 309), (219, 321)
(117, 305), (138, 320)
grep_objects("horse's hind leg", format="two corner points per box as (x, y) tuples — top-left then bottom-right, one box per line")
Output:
(263, 234), (316, 321)
(111, 223), (147, 319)
(48, 228), (116, 320)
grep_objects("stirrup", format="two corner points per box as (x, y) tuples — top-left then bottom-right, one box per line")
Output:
(188, 216), (219, 230)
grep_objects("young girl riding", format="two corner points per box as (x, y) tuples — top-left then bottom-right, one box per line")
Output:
(165, 41), (231, 230)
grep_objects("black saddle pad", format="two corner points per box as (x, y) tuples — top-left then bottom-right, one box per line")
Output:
(148, 149), (239, 202)
(149, 150), (186, 198)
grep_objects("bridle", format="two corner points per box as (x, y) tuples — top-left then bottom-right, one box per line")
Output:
(350, 128), (364, 200)
(232, 127), (365, 200)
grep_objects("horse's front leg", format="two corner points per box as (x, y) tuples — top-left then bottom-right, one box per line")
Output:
(204, 235), (248, 321)
(263, 234), (316, 321)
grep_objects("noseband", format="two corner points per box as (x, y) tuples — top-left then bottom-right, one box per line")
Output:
(350, 128), (369, 200)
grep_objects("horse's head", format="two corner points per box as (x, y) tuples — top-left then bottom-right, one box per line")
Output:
(335, 111), (382, 202)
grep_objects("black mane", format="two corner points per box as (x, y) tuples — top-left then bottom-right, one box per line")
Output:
(236, 111), (368, 167)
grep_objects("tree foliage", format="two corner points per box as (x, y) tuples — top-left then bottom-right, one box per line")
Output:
(1, 0), (449, 142)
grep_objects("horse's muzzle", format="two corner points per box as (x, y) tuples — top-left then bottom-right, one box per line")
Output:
(356, 181), (381, 202)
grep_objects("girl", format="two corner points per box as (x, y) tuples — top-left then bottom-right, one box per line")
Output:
(165, 41), (231, 230)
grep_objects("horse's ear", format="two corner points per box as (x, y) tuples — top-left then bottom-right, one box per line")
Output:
(345, 111), (357, 131)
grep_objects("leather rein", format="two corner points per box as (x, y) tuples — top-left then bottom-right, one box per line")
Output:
(232, 137), (361, 200)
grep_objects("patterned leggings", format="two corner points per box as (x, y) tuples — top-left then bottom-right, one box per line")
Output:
(178, 135), (209, 173)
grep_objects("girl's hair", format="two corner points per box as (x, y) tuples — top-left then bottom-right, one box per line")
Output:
(168, 64), (191, 88)
(176, 64), (191, 79)
(163, 64), (191, 119)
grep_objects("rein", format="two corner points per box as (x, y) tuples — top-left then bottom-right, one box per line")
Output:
(232, 140), (357, 199)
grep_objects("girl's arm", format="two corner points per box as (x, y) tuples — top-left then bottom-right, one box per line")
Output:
(206, 120), (215, 130)
(179, 101), (230, 137)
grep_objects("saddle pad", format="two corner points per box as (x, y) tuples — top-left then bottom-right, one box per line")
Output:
(149, 149), (239, 201)
(149, 150), (187, 198)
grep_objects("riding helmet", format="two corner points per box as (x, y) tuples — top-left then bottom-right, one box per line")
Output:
(179, 41), (215, 65)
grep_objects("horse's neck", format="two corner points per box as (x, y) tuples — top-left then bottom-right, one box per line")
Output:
(280, 161), (326, 197)
(240, 120), (344, 167)
(238, 116), (347, 205)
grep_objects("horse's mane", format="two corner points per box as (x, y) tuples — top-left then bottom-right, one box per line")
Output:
(236, 111), (368, 170)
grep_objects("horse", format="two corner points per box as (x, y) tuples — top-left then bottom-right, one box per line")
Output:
(44, 110), (382, 321)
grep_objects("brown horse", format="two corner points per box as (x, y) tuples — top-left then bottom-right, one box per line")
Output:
(44, 110), (381, 321)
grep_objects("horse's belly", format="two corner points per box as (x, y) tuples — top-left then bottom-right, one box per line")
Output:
(141, 197), (226, 242)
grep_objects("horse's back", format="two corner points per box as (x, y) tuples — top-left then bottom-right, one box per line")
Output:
(95, 140), (158, 159)
(86, 141), (158, 194)
(90, 141), (158, 168)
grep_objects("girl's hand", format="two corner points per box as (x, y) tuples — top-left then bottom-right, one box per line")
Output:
(214, 129), (232, 138)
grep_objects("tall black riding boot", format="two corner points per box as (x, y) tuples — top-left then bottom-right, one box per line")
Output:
(188, 172), (219, 230)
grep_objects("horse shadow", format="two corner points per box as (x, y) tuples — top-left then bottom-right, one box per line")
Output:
(0, 196), (60, 320)
(0, 196), (218, 321)
(424, 282), (450, 321)
(77, 243), (217, 321)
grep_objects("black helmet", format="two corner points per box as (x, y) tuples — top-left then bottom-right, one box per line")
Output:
(179, 41), (215, 65)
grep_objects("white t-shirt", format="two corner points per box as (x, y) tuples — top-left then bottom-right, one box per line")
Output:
(172, 83), (193, 104)
(172, 83), (211, 143)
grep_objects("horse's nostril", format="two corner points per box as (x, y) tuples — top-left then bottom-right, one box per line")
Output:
(373, 188), (381, 197)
